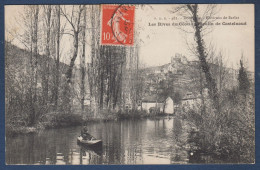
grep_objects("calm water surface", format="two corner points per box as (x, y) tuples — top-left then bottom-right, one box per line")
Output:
(6, 117), (198, 165)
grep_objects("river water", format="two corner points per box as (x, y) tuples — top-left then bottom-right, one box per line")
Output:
(6, 117), (203, 165)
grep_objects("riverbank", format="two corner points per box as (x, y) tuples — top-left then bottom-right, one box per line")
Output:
(6, 110), (171, 136)
(6, 117), (191, 164)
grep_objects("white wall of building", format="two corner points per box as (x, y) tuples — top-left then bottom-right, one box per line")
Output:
(164, 97), (174, 114)
(142, 102), (163, 113)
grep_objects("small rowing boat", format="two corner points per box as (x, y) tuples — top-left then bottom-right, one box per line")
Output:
(77, 136), (102, 147)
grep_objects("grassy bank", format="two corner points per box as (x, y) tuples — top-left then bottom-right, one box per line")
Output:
(6, 109), (166, 136)
(6, 112), (83, 136)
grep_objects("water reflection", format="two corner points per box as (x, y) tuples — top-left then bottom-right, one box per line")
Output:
(6, 117), (192, 165)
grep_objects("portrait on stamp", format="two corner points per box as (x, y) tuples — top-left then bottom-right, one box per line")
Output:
(101, 5), (135, 46)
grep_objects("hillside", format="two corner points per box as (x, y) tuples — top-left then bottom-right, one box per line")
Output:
(139, 53), (242, 101)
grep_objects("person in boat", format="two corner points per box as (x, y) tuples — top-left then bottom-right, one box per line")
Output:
(81, 126), (93, 140)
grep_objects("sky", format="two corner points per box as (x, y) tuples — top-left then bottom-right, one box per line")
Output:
(5, 4), (254, 71)
(135, 4), (254, 71)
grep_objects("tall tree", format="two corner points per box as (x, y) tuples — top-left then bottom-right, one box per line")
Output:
(59, 5), (84, 112)
(54, 5), (61, 109)
(238, 59), (250, 94)
(42, 5), (52, 106)
(61, 5), (84, 84)
(88, 5), (101, 117)
(173, 4), (219, 109)
(28, 5), (40, 125)
(80, 5), (87, 113)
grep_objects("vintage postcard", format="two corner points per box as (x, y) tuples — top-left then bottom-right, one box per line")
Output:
(5, 4), (254, 165)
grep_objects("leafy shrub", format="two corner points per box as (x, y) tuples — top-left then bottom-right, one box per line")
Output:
(39, 112), (82, 128)
(186, 88), (254, 163)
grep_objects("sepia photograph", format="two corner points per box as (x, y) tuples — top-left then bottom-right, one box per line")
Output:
(5, 4), (255, 165)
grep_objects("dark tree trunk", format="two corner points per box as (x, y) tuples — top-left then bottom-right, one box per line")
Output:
(188, 4), (219, 109)
(54, 5), (61, 109)
(29, 6), (39, 126)
(66, 32), (79, 83)
(81, 5), (87, 113)
(43, 5), (52, 106)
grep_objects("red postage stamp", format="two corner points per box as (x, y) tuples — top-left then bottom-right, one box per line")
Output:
(101, 4), (135, 46)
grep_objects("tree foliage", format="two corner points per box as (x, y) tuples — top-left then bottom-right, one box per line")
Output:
(238, 59), (250, 94)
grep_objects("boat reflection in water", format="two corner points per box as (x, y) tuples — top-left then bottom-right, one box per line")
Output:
(78, 144), (103, 165)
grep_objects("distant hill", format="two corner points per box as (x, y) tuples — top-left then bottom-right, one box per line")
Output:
(5, 42), (71, 76)
(138, 53), (251, 100)
(5, 42), (86, 104)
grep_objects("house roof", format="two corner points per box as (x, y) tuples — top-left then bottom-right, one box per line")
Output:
(182, 92), (197, 100)
(142, 95), (165, 103)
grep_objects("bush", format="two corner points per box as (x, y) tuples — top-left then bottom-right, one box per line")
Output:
(185, 88), (255, 163)
(117, 109), (148, 119)
(39, 112), (83, 128)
